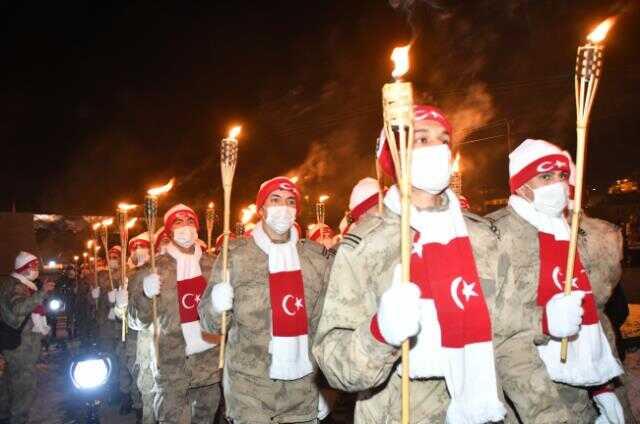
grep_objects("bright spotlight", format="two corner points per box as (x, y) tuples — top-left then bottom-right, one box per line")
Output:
(70, 356), (112, 391)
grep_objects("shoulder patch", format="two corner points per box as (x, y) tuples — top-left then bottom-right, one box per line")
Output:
(339, 232), (362, 250)
(299, 239), (333, 260)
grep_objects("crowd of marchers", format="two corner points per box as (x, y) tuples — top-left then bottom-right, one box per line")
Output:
(0, 104), (635, 424)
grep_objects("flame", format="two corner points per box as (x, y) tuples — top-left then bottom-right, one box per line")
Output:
(228, 126), (242, 139)
(587, 17), (616, 43)
(92, 223), (101, 231)
(290, 176), (299, 184)
(452, 153), (461, 173)
(118, 203), (137, 212)
(126, 217), (138, 229)
(208, 201), (214, 209)
(318, 195), (330, 203)
(74, 255), (79, 261)
(391, 45), (410, 79)
(86, 240), (94, 249)
(90, 257), (95, 262)
(101, 218), (114, 227)
(147, 178), (175, 196)
(83, 252), (88, 258)
(240, 205), (257, 225)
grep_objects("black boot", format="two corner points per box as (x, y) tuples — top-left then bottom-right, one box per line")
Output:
(135, 408), (142, 423)
(119, 393), (132, 415)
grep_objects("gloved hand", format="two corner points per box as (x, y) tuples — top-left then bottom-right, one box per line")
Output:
(107, 307), (116, 321)
(211, 282), (233, 313)
(317, 391), (331, 420)
(546, 291), (586, 338)
(594, 392), (624, 424)
(91, 286), (100, 299)
(377, 264), (421, 346)
(115, 287), (128, 308)
(143, 273), (161, 298)
(108, 289), (117, 304)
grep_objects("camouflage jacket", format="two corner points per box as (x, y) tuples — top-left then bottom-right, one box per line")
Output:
(486, 206), (623, 423)
(94, 269), (121, 340)
(312, 206), (501, 424)
(128, 251), (220, 391)
(198, 236), (332, 423)
(0, 275), (47, 362)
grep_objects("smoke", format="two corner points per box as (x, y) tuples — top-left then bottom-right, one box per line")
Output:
(441, 83), (495, 140)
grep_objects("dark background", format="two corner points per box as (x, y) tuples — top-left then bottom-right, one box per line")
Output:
(1, 0), (638, 229)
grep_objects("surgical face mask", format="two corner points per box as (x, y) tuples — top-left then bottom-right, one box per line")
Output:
(411, 144), (452, 194)
(134, 248), (150, 266)
(173, 225), (198, 249)
(526, 182), (568, 217)
(265, 206), (296, 235)
(68, 271), (76, 279)
(109, 259), (119, 270)
(25, 269), (39, 281)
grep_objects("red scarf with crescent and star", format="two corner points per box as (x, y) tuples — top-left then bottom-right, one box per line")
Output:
(252, 221), (313, 381)
(509, 194), (622, 386)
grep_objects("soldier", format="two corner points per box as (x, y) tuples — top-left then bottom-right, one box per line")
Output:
(338, 176), (383, 237)
(199, 176), (332, 424)
(128, 204), (221, 424)
(486, 139), (626, 423)
(116, 231), (156, 424)
(0, 252), (55, 424)
(313, 105), (506, 423)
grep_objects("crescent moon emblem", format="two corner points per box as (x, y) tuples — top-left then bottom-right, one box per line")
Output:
(182, 293), (195, 309)
(282, 294), (296, 317)
(450, 277), (464, 310)
(536, 161), (553, 173)
(552, 266), (563, 291)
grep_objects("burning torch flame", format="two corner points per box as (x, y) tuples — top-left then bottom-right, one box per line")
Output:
(74, 255), (79, 261)
(126, 217), (138, 229)
(452, 153), (461, 173)
(86, 240), (93, 249)
(318, 195), (330, 203)
(587, 17), (616, 43)
(208, 201), (214, 209)
(118, 203), (137, 212)
(240, 204), (257, 225)
(147, 178), (175, 197)
(290, 176), (299, 184)
(391, 45), (410, 79)
(92, 223), (101, 231)
(228, 126), (242, 139)
(101, 218), (114, 227)
(83, 252), (88, 258)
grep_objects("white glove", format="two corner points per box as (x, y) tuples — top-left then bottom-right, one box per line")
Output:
(31, 314), (50, 335)
(143, 273), (161, 298)
(107, 290), (117, 304)
(594, 392), (624, 424)
(211, 282), (233, 313)
(107, 307), (116, 321)
(318, 391), (331, 420)
(545, 291), (586, 338)
(377, 264), (421, 346)
(115, 287), (129, 308)
(91, 287), (100, 299)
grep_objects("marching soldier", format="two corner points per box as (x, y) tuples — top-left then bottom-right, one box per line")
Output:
(0, 252), (55, 424)
(199, 176), (333, 424)
(128, 204), (221, 424)
(486, 139), (628, 423)
(313, 106), (506, 423)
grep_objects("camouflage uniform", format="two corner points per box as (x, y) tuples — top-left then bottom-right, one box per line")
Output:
(129, 252), (221, 424)
(198, 236), (332, 424)
(0, 275), (48, 424)
(487, 207), (634, 423)
(75, 276), (95, 344)
(312, 204), (504, 424)
(135, 328), (157, 424)
(94, 269), (121, 353)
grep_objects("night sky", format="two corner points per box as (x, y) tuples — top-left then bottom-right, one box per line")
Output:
(1, 0), (638, 228)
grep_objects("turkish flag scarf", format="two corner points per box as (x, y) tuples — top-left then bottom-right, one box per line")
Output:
(509, 195), (622, 386)
(384, 187), (506, 424)
(252, 222), (313, 381)
(166, 243), (216, 356)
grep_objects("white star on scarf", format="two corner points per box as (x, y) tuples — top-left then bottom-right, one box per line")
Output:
(412, 232), (429, 258)
(294, 297), (304, 310)
(462, 281), (479, 302)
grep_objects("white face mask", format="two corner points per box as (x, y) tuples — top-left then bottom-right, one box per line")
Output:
(265, 206), (296, 235)
(173, 225), (198, 249)
(526, 182), (568, 217)
(109, 259), (120, 270)
(25, 269), (39, 281)
(134, 249), (150, 266)
(411, 144), (452, 194)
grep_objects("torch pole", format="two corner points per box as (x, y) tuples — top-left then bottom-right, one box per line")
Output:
(145, 195), (160, 363)
(206, 203), (215, 253)
(101, 226), (114, 291)
(560, 40), (603, 362)
(219, 131), (239, 369)
(118, 209), (129, 342)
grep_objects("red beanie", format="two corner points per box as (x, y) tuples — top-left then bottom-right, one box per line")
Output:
(164, 204), (200, 231)
(377, 105), (452, 179)
(255, 177), (301, 212)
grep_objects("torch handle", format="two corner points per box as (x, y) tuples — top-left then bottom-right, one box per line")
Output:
(560, 125), (588, 361)
(146, 215), (160, 364)
(120, 216), (129, 342)
(219, 188), (232, 369)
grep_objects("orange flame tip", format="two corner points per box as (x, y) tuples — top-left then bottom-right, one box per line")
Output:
(228, 126), (242, 139)
(587, 17), (616, 44)
(391, 45), (410, 79)
(318, 195), (330, 203)
(147, 178), (175, 196)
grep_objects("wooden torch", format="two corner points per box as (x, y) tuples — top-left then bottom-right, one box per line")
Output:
(117, 203), (137, 342)
(206, 202), (216, 253)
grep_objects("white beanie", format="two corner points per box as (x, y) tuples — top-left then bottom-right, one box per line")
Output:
(15, 251), (38, 272)
(508, 139), (570, 193)
(349, 177), (380, 210)
(164, 203), (199, 230)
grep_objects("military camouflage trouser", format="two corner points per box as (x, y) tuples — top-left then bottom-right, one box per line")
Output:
(1, 350), (37, 424)
(0, 372), (9, 420)
(229, 420), (317, 424)
(138, 366), (156, 424)
(154, 382), (220, 424)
